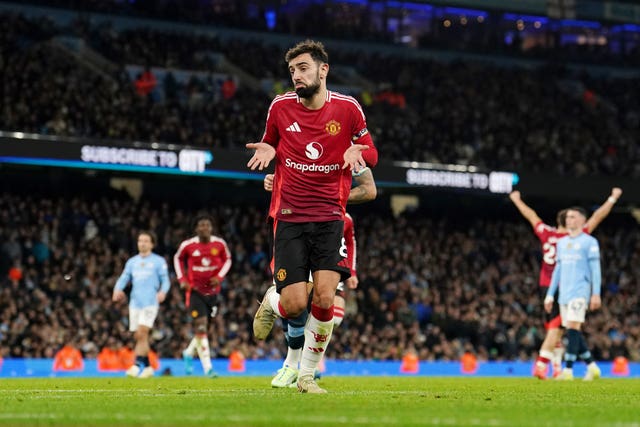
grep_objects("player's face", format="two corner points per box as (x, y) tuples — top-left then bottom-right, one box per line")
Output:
(565, 210), (586, 230)
(137, 234), (153, 254)
(196, 219), (212, 240)
(288, 53), (325, 99)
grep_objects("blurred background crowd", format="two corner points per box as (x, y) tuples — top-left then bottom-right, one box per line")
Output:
(2, 7), (639, 177)
(1, 190), (637, 363)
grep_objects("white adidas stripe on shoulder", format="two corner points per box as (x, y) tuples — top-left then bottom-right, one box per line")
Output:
(330, 92), (366, 120)
(263, 93), (299, 138)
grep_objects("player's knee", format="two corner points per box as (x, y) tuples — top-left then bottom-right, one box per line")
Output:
(195, 320), (207, 334)
(134, 329), (148, 342)
(313, 291), (335, 309)
(279, 294), (307, 318)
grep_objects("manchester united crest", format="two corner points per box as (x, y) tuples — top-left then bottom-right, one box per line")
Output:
(325, 120), (341, 136)
(276, 268), (287, 282)
(211, 248), (219, 256)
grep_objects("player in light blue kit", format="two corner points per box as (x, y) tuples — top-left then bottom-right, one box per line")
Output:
(113, 231), (170, 378)
(544, 207), (602, 381)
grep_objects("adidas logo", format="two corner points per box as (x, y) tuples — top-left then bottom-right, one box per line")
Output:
(286, 122), (301, 132)
(193, 249), (201, 256)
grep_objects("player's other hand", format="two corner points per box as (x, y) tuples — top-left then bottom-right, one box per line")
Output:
(345, 276), (358, 289)
(611, 187), (622, 199)
(157, 291), (167, 304)
(543, 295), (554, 313)
(509, 191), (521, 202)
(180, 280), (191, 291)
(590, 294), (602, 311)
(246, 142), (276, 171)
(112, 290), (126, 302)
(209, 277), (220, 287)
(342, 144), (368, 173)
(264, 174), (274, 192)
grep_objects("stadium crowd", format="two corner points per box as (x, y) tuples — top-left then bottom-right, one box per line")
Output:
(1, 12), (640, 177)
(16, 0), (640, 67)
(0, 191), (638, 363)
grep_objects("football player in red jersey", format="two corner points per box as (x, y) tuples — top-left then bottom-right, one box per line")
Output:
(247, 39), (378, 393)
(510, 187), (621, 379)
(261, 169), (375, 388)
(174, 215), (232, 378)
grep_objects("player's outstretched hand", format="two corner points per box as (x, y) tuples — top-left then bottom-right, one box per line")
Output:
(345, 276), (359, 289)
(112, 290), (125, 302)
(342, 144), (369, 173)
(509, 191), (521, 202)
(264, 174), (274, 192)
(157, 291), (166, 304)
(611, 187), (622, 199)
(247, 142), (276, 171)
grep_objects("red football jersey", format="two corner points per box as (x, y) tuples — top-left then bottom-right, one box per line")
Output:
(343, 213), (357, 277)
(173, 236), (232, 296)
(533, 221), (589, 287)
(263, 91), (377, 222)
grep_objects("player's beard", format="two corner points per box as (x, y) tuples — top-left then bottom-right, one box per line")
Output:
(295, 72), (321, 99)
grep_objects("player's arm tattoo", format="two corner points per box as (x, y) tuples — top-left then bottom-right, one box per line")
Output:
(348, 169), (377, 204)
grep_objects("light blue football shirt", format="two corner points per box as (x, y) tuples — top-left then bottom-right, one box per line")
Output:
(547, 232), (601, 304)
(114, 253), (170, 308)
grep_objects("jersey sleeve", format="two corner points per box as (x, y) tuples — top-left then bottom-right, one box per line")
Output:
(173, 241), (189, 283)
(533, 221), (549, 243)
(587, 237), (601, 261)
(114, 259), (132, 291)
(261, 97), (281, 147)
(216, 239), (233, 281)
(547, 247), (561, 298)
(349, 99), (378, 167)
(157, 257), (171, 294)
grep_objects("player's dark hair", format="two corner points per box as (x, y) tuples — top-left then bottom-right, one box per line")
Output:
(285, 39), (329, 64)
(138, 230), (156, 245)
(568, 206), (588, 218)
(556, 209), (568, 227)
(193, 214), (214, 230)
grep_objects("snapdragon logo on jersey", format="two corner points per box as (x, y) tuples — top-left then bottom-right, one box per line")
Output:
(305, 142), (323, 160)
(284, 141), (340, 174)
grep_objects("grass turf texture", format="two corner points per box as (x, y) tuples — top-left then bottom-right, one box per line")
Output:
(1, 377), (639, 426)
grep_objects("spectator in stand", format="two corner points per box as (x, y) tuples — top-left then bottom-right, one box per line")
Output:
(134, 66), (157, 99)
(221, 76), (237, 100)
(0, 191), (638, 366)
(53, 339), (84, 372)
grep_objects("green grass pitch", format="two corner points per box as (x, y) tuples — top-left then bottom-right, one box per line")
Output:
(1, 376), (639, 426)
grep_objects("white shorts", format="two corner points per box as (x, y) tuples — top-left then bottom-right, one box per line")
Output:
(129, 306), (159, 331)
(560, 298), (587, 327)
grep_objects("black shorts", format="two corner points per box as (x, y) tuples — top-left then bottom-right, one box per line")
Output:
(539, 285), (561, 329)
(273, 219), (350, 292)
(189, 291), (219, 319)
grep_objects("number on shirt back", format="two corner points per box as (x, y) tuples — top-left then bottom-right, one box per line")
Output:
(542, 242), (556, 265)
(339, 238), (347, 258)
